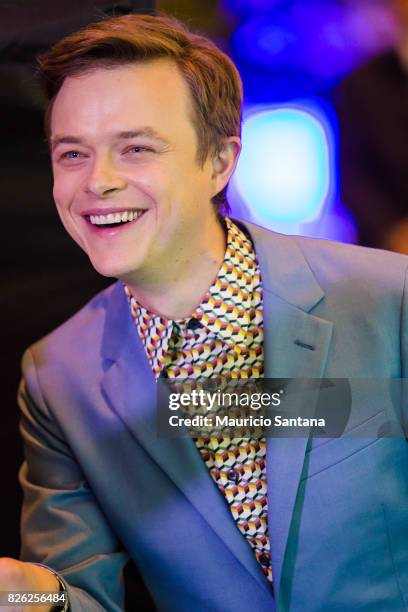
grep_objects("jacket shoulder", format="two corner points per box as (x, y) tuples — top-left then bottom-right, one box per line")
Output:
(239, 219), (408, 323)
(25, 281), (120, 365)
(294, 234), (408, 288)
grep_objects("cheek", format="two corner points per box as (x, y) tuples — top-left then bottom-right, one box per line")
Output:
(52, 180), (79, 235)
(52, 162), (86, 204)
(129, 165), (169, 194)
(52, 174), (71, 209)
(180, 159), (213, 194)
(52, 176), (80, 222)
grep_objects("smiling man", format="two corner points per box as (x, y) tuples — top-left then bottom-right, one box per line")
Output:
(1, 12), (408, 612)
(50, 59), (232, 319)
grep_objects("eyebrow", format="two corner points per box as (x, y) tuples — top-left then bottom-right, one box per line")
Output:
(51, 127), (168, 151)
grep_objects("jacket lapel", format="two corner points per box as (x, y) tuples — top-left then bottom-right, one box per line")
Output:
(100, 282), (271, 596)
(263, 290), (333, 605)
(242, 221), (334, 605)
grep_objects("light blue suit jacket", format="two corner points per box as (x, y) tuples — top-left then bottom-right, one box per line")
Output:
(18, 221), (408, 611)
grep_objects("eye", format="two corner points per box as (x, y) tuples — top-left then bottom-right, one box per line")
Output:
(57, 150), (87, 163)
(124, 146), (153, 155)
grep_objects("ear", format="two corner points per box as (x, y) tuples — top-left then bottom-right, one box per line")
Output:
(210, 136), (241, 197)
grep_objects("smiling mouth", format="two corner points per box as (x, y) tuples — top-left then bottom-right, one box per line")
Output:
(87, 209), (147, 228)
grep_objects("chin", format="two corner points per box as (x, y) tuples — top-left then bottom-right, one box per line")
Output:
(89, 257), (139, 281)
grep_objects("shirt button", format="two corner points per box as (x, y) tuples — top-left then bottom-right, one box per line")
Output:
(227, 468), (240, 483)
(258, 553), (270, 566)
(187, 318), (201, 331)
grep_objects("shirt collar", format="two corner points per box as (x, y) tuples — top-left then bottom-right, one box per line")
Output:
(125, 217), (261, 367)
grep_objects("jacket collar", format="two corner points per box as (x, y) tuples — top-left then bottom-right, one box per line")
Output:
(234, 219), (324, 312)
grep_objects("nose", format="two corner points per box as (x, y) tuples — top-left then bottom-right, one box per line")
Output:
(85, 154), (127, 197)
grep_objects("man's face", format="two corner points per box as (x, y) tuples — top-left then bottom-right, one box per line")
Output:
(51, 60), (225, 283)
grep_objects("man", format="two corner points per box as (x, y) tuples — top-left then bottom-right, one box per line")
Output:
(1, 12), (408, 612)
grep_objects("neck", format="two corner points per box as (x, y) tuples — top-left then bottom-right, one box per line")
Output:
(125, 217), (227, 320)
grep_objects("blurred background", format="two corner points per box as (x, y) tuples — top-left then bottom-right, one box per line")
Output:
(1, 0), (406, 606)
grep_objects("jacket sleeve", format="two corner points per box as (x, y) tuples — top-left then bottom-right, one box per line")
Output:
(18, 348), (129, 612)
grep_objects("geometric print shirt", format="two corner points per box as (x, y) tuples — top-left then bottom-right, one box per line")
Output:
(124, 217), (273, 583)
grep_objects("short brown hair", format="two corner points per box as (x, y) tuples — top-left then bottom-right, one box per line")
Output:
(38, 13), (243, 214)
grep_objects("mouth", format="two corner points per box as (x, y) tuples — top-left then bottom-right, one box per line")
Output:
(85, 209), (147, 229)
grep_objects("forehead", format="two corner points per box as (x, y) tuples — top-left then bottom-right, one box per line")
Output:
(50, 59), (196, 141)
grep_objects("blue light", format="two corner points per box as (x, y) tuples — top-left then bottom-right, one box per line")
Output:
(229, 1), (397, 96)
(232, 107), (332, 226)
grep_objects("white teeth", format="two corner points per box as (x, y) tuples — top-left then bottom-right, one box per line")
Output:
(89, 210), (145, 225)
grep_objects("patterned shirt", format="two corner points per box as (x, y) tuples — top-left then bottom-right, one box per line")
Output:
(125, 217), (272, 583)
